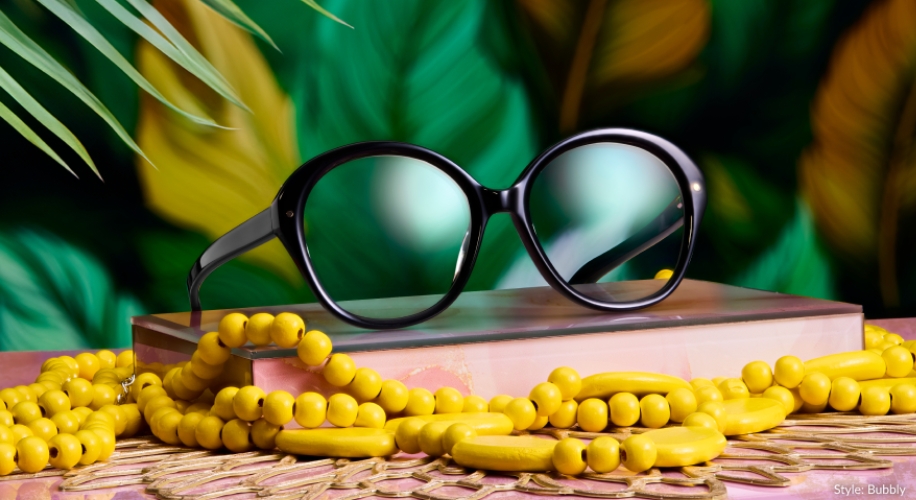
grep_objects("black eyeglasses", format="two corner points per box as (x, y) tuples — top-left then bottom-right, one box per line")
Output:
(188, 128), (705, 330)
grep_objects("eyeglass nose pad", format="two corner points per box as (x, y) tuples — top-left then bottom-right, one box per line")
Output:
(453, 230), (471, 281)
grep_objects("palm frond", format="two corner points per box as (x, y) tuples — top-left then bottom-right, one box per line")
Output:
(0, 98), (74, 176)
(198, 0), (278, 49)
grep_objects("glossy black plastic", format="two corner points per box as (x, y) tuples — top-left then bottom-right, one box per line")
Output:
(188, 128), (706, 330)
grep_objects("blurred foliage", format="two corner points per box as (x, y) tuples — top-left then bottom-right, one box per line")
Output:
(0, 0), (913, 351)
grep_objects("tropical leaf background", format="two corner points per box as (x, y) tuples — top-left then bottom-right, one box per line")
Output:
(0, 0), (912, 350)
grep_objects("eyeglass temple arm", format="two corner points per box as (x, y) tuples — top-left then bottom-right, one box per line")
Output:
(187, 207), (279, 311)
(568, 197), (685, 285)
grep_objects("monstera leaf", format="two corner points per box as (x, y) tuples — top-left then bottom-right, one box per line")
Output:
(0, 229), (143, 351)
(136, 0), (301, 283)
(513, 0), (710, 132)
(799, 0), (916, 307)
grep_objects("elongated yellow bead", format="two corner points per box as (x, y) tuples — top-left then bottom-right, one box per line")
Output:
(828, 377), (860, 412)
(576, 398), (607, 432)
(552, 438), (587, 475)
(548, 400), (578, 429)
(608, 393), (640, 427)
(665, 388), (697, 423)
(774, 355), (805, 388)
(639, 394), (670, 428)
(890, 383), (916, 414)
(587, 436), (620, 473)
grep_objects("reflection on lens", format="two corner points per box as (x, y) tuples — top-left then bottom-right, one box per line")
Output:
(503, 143), (684, 303)
(304, 156), (470, 319)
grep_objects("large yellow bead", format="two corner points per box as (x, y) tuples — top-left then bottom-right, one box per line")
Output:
(136, 385), (168, 414)
(404, 388), (435, 417)
(504, 398), (537, 431)
(608, 393), (640, 427)
(327, 394), (359, 428)
(263, 390), (295, 426)
(527, 415), (548, 431)
(774, 355), (805, 388)
(198, 332), (231, 365)
(718, 378), (750, 400)
(298, 330), (333, 366)
(799, 372), (831, 406)
(116, 350), (134, 369)
(17, 436), (49, 473)
(48, 433), (81, 470)
(222, 419), (253, 453)
(10, 424), (33, 443)
(323, 354), (357, 387)
(354, 403), (386, 429)
(697, 401), (727, 433)
(74, 353), (101, 381)
(885, 333), (905, 345)
(12, 401), (43, 425)
(666, 388), (697, 423)
(195, 416), (225, 450)
(90, 384), (117, 411)
(548, 367), (582, 401)
(529, 382), (562, 417)
(488, 395), (513, 414)
(763, 386), (796, 415)
(129, 372), (162, 403)
(251, 419), (282, 450)
(462, 395), (489, 413)
(233, 386), (266, 422)
(587, 436), (621, 473)
(63, 378), (94, 408)
(681, 412), (718, 431)
(349, 368), (384, 402)
(394, 417), (425, 454)
(434, 387), (464, 414)
(442, 423), (476, 455)
(153, 411), (182, 446)
(190, 351), (223, 380)
(741, 361), (774, 394)
(418, 423), (448, 457)
(621, 434), (656, 473)
(695, 386), (723, 405)
(890, 383), (916, 414)
(120, 403), (143, 438)
(28, 418), (57, 442)
(51, 411), (80, 435)
(639, 394), (670, 428)
(576, 398), (608, 432)
(294, 392), (327, 429)
(270, 312), (306, 348)
(96, 350), (117, 370)
(178, 412), (204, 447)
(828, 377), (861, 412)
(218, 312), (249, 348)
(211, 387), (239, 421)
(245, 313), (275, 346)
(883, 346), (914, 378)
(689, 378), (714, 390)
(549, 400), (578, 429)
(859, 386), (890, 416)
(375, 380), (409, 414)
(74, 429), (100, 465)
(552, 438), (587, 475)
(0, 443), (16, 475)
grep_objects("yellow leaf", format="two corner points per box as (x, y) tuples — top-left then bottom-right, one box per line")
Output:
(515, 0), (710, 132)
(136, 0), (301, 282)
(799, 0), (916, 306)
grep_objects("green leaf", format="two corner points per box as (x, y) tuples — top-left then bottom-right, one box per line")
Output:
(0, 9), (152, 167)
(299, 0), (351, 28)
(0, 229), (144, 351)
(0, 65), (97, 177)
(35, 0), (223, 128)
(296, 0), (537, 295)
(96, 0), (248, 112)
(199, 0), (278, 50)
(0, 98), (74, 176)
(732, 199), (835, 300)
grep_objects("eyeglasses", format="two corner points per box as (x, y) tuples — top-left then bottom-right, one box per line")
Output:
(188, 128), (706, 330)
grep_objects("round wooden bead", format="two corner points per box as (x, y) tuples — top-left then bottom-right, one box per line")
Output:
(774, 355), (805, 388)
(375, 380), (409, 414)
(488, 395), (513, 414)
(323, 354), (357, 387)
(665, 388), (697, 423)
(434, 387), (464, 414)
(621, 434), (656, 473)
(762, 386), (795, 415)
(890, 383), (916, 414)
(548, 400), (578, 429)
(462, 395), (489, 413)
(883, 346), (914, 378)
(529, 382), (562, 417)
(552, 438), (587, 475)
(354, 402), (386, 429)
(504, 398), (536, 431)
(799, 372), (831, 406)
(403, 389), (435, 417)
(349, 368), (383, 403)
(639, 394), (670, 428)
(681, 412), (718, 431)
(548, 367), (582, 401)
(297, 330), (333, 366)
(327, 394), (359, 428)
(442, 423), (476, 455)
(576, 398), (607, 432)
(294, 392), (327, 429)
(263, 390), (295, 426)
(694, 386), (723, 405)
(741, 361), (774, 394)
(859, 386), (890, 416)
(697, 402), (727, 433)
(608, 393), (639, 427)
(245, 313), (275, 347)
(218, 313), (249, 348)
(828, 377), (861, 412)
(718, 378), (750, 400)
(587, 436), (620, 473)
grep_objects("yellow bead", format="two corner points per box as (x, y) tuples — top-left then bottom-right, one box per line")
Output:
(828, 377), (861, 412)
(178, 412), (204, 447)
(171, 376), (203, 402)
(462, 395), (488, 413)
(222, 419), (252, 453)
(576, 398), (608, 432)
(245, 313), (275, 346)
(418, 423), (447, 457)
(654, 269), (674, 280)
(859, 386), (891, 416)
(71, 407), (93, 424)
(58, 356), (81, 378)
(0, 443), (16, 475)
(697, 401), (727, 433)
(12, 401), (43, 425)
(763, 386), (796, 416)
(394, 417), (425, 454)
(774, 355), (805, 388)
(864, 329), (885, 349)
(17, 436), (49, 473)
(711, 376), (727, 387)
(527, 415), (549, 431)
(143, 396), (177, 424)
(883, 346), (914, 378)
(48, 433), (81, 470)
(324, 354), (357, 387)
(90, 384), (117, 411)
(92, 429), (115, 461)
(136, 385), (168, 414)
(608, 393), (640, 427)
(218, 312), (249, 348)
(488, 395), (513, 414)
(50, 412), (80, 435)
(10, 424), (33, 443)
(74, 353), (101, 381)
(505, 398), (537, 431)
(198, 332), (231, 365)
(263, 391), (295, 426)
(63, 378), (94, 408)
(99, 405), (126, 436)
(552, 438), (587, 475)
(116, 350), (134, 368)
(354, 403), (386, 429)
(682, 412), (718, 431)
(741, 361), (774, 394)
(298, 330), (333, 366)
(212, 387), (240, 421)
(695, 386), (723, 405)
(294, 392), (327, 428)
(120, 404), (143, 438)
(718, 378), (750, 400)
(665, 388), (697, 423)
(885, 333), (905, 345)
(548, 367), (582, 401)
(27, 418), (57, 442)
(153, 411), (182, 446)
(0, 411), (11, 428)
(74, 430), (100, 465)
(587, 436), (621, 473)
(549, 400), (578, 429)
(375, 380), (409, 414)
(442, 423), (476, 456)
(233, 386), (266, 422)
(434, 387), (464, 414)
(83, 410), (115, 433)
(179, 364), (209, 393)
(327, 394), (359, 428)
(270, 312), (306, 348)
(639, 394), (670, 428)
(27, 384), (47, 400)
(404, 388), (435, 417)
(529, 382), (562, 417)
(129, 372), (163, 403)
(349, 368), (384, 403)
(690, 378), (714, 390)
(799, 372), (831, 406)
(186, 402), (212, 415)
(621, 434), (657, 473)
(195, 416), (225, 450)
(890, 383), (916, 414)
(96, 350), (117, 370)
(15, 385), (36, 403)
(251, 419), (281, 450)
(190, 351), (223, 380)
